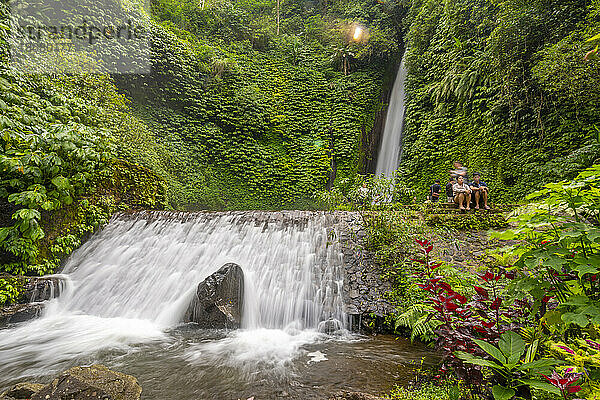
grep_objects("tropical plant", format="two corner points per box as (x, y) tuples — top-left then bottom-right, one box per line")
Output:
(456, 331), (561, 400)
(492, 165), (600, 331)
(542, 368), (584, 400)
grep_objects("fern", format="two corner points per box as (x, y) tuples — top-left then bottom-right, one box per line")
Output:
(395, 303), (441, 342)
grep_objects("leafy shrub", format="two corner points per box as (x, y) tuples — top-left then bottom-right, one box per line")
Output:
(488, 164), (600, 398)
(406, 239), (569, 399)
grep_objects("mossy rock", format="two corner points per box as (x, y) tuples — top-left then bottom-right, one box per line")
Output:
(31, 365), (141, 400)
(1, 382), (45, 399)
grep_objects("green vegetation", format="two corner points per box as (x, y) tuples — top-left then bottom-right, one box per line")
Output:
(389, 381), (464, 400)
(0, 0), (402, 295)
(368, 165), (600, 399)
(400, 0), (600, 202)
(114, 0), (403, 209)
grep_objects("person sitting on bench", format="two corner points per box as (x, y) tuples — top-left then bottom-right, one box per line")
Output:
(453, 176), (471, 210)
(430, 179), (442, 202)
(470, 173), (490, 209)
(445, 177), (455, 203)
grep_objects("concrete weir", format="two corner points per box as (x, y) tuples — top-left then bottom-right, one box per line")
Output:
(1, 210), (392, 331)
(118, 210), (393, 326)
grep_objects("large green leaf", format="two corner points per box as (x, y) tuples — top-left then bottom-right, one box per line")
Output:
(51, 176), (71, 190)
(492, 385), (515, 400)
(455, 352), (502, 370)
(543, 255), (567, 271)
(498, 331), (526, 362)
(518, 358), (560, 374)
(587, 229), (600, 243)
(572, 263), (600, 279)
(472, 339), (507, 365)
(563, 295), (590, 306)
(12, 208), (41, 221)
(561, 312), (589, 327)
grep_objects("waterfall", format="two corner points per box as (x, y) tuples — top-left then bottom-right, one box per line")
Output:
(0, 211), (347, 380)
(375, 55), (408, 178)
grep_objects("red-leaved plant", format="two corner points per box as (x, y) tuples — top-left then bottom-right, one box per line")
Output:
(542, 368), (583, 399)
(412, 239), (530, 390)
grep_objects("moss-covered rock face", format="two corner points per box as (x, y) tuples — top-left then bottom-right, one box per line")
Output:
(400, 0), (600, 202)
(0, 382), (45, 399)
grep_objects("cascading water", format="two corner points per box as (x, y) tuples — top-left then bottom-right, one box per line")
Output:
(376, 55), (408, 178)
(0, 211), (435, 399)
(0, 212), (347, 384)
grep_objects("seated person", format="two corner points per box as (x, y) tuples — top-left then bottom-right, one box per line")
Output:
(450, 161), (468, 182)
(452, 176), (472, 210)
(430, 179), (442, 202)
(445, 177), (455, 203)
(470, 173), (490, 209)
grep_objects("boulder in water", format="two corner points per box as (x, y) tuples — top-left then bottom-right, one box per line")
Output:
(183, 263), (244, 329)
(31, 365), (142, 400)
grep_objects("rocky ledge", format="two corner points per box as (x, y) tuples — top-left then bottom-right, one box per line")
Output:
(0, 303), (45, 326)
(329, 391), (390, 400)
(0, 275), (65, 327)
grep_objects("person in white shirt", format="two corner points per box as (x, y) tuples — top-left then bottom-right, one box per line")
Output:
(452, 176), (472, 210)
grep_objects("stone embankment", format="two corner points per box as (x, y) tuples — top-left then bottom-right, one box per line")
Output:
(336, 213), (395, 326)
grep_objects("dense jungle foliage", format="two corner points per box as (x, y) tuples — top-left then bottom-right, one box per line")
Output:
(114, 0), (404, 210)
(363, 165), (600, 400)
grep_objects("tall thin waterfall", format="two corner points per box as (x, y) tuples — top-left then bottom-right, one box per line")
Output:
(0, 212), (346, 380)
(376, 56), (408, 177)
